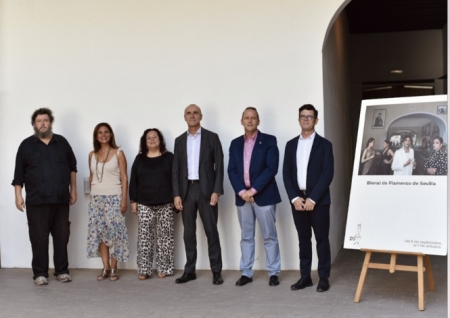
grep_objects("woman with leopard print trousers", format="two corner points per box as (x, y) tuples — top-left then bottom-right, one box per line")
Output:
(129, 128), (175, 280)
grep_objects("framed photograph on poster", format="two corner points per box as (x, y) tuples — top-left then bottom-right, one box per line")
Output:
(372, 109), (386, 128)
(437, 105), (447, 114)
(425, 123), (430, 136)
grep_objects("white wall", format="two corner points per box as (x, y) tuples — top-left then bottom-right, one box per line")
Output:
(0, 0), (345, 271)
(322, 11), (352, 261)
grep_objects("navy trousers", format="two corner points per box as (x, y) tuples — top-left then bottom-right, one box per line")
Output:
(291, 204), (331, 279)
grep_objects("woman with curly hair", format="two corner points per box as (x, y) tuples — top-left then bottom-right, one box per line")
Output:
(129, 128), (175, 280)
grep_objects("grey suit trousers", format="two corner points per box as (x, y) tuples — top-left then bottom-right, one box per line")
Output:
(181, 182), (222, 273)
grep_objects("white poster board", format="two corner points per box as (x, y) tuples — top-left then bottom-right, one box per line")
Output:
(344, 95), (448, 256)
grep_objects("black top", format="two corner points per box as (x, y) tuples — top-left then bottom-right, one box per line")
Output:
(424, 149), (448, 175)
(129, 152), (174, 206)
(12, 134), (77, 205)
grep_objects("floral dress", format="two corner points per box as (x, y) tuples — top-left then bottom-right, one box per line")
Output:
(87, 149), (129, 262)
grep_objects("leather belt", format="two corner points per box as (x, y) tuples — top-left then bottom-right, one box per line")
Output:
(188, 180), (200, 184)
(301, 189), (307, 196)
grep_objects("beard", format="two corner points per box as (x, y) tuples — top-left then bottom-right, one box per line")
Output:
(34, 125), (53, 139)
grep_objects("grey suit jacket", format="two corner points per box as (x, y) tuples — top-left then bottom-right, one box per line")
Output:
(172, 127), (224, 200)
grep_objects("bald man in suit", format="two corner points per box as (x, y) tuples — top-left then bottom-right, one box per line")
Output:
(172, 104), (224, 285)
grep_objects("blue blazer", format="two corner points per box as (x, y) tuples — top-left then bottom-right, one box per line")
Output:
(282, 133), (334, 205)
(227, 131), (281, 207)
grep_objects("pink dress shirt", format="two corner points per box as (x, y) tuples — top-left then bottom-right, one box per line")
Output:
(238, 132), (258, 196)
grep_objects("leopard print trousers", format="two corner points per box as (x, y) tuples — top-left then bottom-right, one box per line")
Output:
(137, 203), (175, 276)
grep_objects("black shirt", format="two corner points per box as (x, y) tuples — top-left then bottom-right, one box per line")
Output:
(12, 134), (77, 205)
(129, 152), (173, 206)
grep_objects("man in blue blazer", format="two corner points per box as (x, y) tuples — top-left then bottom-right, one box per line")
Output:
(283, 104), (334, 292)
(228, 107), (282, 287)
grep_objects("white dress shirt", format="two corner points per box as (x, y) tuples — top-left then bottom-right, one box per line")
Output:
(187, 127), (201, 180)
(297, 132), (315, 190)
(291, 132), (315, 204)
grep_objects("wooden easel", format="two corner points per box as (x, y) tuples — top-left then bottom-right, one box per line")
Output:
(354, 249), (435, 311)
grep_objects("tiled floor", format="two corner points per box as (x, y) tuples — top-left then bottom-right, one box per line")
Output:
(0, 249), (446, 317)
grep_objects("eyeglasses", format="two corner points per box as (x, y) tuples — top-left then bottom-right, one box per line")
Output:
(300, 115), (315, 120)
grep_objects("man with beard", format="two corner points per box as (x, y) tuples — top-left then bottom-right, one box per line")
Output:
(12, 108), (77, 285)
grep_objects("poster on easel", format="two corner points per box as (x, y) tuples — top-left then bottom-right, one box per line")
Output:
(344, 95), (448, 256)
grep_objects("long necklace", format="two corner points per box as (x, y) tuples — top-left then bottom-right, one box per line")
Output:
(95, 147), (110, 183)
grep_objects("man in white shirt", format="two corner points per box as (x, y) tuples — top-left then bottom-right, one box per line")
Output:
(283, 104), (334, 292)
